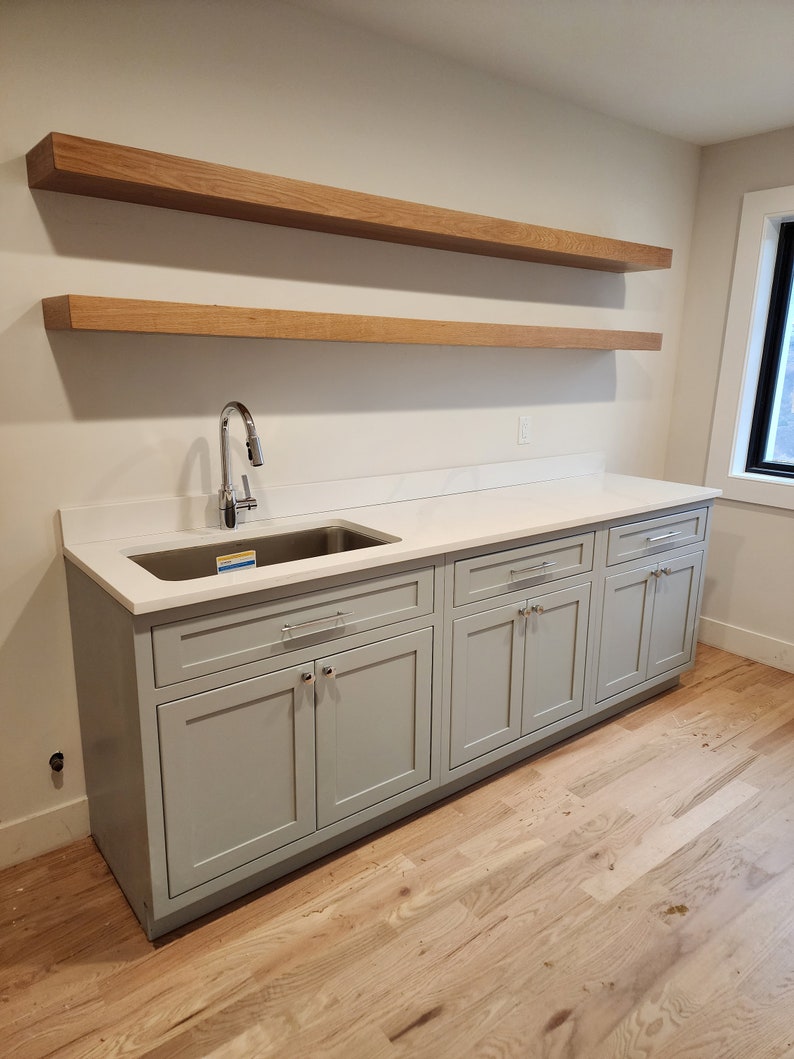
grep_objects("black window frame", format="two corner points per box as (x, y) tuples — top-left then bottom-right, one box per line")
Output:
(745, 220), (794, 479)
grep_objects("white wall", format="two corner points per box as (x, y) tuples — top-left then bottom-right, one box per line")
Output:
(0, 0), (699, 866)
(666, 127), (794, 672)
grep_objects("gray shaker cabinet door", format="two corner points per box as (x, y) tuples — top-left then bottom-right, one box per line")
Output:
(647, 552), (703, 679)
(597, 551), (704, 703)
(596, 565), (655, 702)
(314, 629), (433, 828)
(521, 582), (590, 735)
(449, 602), (523, 768)
(158, 665), (316, 897)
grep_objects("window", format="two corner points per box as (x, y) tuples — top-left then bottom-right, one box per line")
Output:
(707, 185), (794, 510)
(745, 221), (794, 478)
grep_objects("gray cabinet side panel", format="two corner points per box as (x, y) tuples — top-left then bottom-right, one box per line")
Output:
(65, 563), (153, 922)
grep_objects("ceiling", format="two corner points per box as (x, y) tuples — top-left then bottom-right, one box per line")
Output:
(283, 0), (794, 145)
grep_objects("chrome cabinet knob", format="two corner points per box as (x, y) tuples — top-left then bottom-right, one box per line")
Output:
(322, 665), (337, 679)
(301, 672), (316, 685)
(519, 604), (544, 617)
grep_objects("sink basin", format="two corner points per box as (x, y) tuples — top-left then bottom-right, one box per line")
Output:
(128, 523), (398, 581)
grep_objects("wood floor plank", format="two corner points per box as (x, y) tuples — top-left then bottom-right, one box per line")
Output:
(591, 862), (794, 1058)
(581, 778), (759, 903)
(1, 645), (792, 1057)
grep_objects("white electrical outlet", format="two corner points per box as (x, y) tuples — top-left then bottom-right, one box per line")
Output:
(518, 415), (531, 445)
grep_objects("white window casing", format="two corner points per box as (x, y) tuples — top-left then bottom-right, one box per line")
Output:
(706, 184), (794, 510)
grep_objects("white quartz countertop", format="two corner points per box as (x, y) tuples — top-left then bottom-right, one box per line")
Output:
(62, 469), (720, 615)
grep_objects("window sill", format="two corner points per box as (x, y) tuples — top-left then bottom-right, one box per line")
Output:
(706, 469), (794, 510)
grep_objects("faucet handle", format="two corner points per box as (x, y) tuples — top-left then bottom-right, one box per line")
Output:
(237, 474), (258, 514)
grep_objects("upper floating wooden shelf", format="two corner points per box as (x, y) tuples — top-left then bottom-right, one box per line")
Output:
(42, 295), (662, 350)
(27, 133), (672, 274)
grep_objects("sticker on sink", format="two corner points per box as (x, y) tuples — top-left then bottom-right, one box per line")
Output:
(216, 549), (256, 574)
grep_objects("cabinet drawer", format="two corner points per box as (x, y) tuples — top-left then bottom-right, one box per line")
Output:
(453, 533), (594, 607)
(152, 567), (434, 687)
(606, 507), (708, 566)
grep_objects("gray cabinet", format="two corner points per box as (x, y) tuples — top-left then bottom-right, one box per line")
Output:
(605, 508), (708, 566)
(159, 627), (434, 895)
(647, 552), (705, 678)
(449, 582), (590, 768)
(315, 629), (433, 827)
(521, 583), (590, 736)
(452, 533), (594, 606)
(449, 602), (523, 767)
(158, 664), (316, 897)
(151, 566), (435, 687)
(596, 550), (703, 702)
(66, 499), (712, 938)
(66, 559), (440, 937)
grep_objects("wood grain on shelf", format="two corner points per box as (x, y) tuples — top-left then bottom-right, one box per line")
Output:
(2, 646), (793, 1058)
(42, 295), (663, 350)
(27, 132), (673, 272)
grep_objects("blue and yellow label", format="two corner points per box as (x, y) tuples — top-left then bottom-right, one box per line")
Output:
(216, 549), (257, 574)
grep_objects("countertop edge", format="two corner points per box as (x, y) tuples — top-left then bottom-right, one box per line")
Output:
(62, 473), (721, 615)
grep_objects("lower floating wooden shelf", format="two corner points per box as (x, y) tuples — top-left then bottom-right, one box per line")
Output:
(42, 295), (662, 350)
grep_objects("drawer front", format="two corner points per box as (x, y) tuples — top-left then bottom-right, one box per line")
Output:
(453, 533), (595, 607)
(606, 507), (708, 566)
(152, 567), (434, 687)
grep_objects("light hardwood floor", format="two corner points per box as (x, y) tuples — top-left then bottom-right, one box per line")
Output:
(2, 645), (793, 1058)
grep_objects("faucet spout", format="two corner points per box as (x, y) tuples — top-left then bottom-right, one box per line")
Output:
(219, 400), (264, 530)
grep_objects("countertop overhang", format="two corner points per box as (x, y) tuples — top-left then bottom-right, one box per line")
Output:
(61, 468), (720, 615)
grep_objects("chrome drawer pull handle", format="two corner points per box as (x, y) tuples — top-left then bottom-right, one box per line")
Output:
(510, 560), (558, 579)
(646, 530), (682, 543)
(282, 610), (354, 633)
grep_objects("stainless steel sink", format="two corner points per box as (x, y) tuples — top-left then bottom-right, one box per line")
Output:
(129, 523), (398, 581)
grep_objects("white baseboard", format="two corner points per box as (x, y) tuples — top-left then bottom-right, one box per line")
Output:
(698, 617), (794, 674)
(0, 797), (89, 871)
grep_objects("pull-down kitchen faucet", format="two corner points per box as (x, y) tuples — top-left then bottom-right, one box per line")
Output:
(218, 400), (264, 530)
